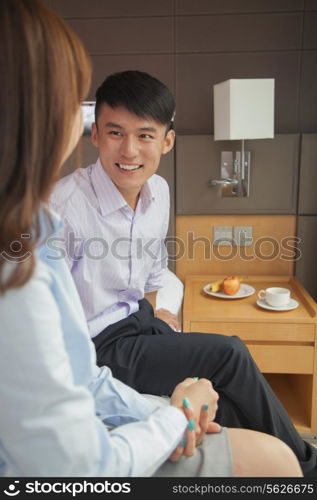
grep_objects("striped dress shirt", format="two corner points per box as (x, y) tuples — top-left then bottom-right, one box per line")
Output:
(50, 159), (169, 338)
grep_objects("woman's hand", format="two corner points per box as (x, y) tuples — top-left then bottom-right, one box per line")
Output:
(169, 377), (220, 461)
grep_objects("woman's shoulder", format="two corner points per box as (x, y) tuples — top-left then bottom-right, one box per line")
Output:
(0, 258), (53, 315)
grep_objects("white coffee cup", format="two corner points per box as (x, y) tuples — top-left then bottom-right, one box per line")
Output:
(258, 287), (291, 307)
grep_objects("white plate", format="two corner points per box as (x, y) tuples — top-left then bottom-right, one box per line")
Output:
(203, 283), (255, 299)
(256, 297), (299, 311)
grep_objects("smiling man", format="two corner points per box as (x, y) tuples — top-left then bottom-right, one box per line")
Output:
(50, 71), (317, 477)
(92, 104), (174, 211)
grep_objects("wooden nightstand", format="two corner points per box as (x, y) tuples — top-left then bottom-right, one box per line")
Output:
(183, 275), (317, 433)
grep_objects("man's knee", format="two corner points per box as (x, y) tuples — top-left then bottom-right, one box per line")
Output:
(230, 335), (248, 350)
(214, 334), (252, 366)
(211, 333), (248, 354)
(229, 335), (252, 359)
(194, 332), (250, 359)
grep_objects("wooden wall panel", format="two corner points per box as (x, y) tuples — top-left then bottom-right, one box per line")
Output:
(303, 11), (317, 48)
(49, 0), (173, 17)
(175, 215), (296, 282)
(176, 14), (301, 53)
(300, 52), (317, 132)
(176, 135), (299, 215)
(295, 216), (317, 301)
(306, 0), (317, 9)
(175, 0), (305, 15)
(68, 17), (173, 55)
(298, 134), (317, 214)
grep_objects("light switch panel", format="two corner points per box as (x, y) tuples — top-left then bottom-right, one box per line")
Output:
(213, 226), (233, 246)
(233, 226), (253, 246)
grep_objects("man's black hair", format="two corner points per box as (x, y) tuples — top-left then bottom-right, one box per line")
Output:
(95, 70), (175, 130)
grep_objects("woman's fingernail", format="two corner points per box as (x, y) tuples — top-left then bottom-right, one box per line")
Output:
(188, 420), (195, 431)
(181, 439), (187, 448)
(183, 397), (190, 409)
(192, 377), (199, 381)
(203, 404), (209, 411)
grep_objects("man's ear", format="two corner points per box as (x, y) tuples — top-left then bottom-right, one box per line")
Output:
(162, 129), (175, 155)
(91, 122), (99, 148)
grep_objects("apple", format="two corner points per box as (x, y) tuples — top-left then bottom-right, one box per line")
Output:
(222, 276), (240, 295)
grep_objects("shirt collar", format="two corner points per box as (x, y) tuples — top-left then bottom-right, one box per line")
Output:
(91, 158), (155, 216)
(140, 180), (154, 204)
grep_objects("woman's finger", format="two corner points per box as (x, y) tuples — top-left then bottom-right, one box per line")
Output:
(169, 442), (186, 462)
(206, 421), (221, 434)
(179, 378), (198, 389)
(184, 420), (196, 457)
(197, 404), (209, 445)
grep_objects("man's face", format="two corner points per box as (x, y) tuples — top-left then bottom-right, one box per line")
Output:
(91, 104), (175, 206)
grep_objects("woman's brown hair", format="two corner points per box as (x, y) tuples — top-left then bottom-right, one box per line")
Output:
(0, 0), (91, 293)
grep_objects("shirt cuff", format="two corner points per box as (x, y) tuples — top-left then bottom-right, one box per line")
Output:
(155, 405), (188, 433)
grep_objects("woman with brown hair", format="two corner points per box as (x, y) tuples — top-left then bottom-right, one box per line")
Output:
(0, 0), (302, 477)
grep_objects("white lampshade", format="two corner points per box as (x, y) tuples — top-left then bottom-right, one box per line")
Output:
(213, 78), (275, 141)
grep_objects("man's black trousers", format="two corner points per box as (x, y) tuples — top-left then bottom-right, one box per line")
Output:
(92, 299), (317, 477)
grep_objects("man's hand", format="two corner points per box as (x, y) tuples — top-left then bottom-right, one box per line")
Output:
(169, 378), (220, 461)
(155, 308), (181, 332)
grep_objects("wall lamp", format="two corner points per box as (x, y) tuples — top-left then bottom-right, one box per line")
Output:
(210, 78), (275, 197)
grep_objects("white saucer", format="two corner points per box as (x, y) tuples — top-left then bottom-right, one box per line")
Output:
(204, 283), (255, 299)
(256, 298), (299, 311)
